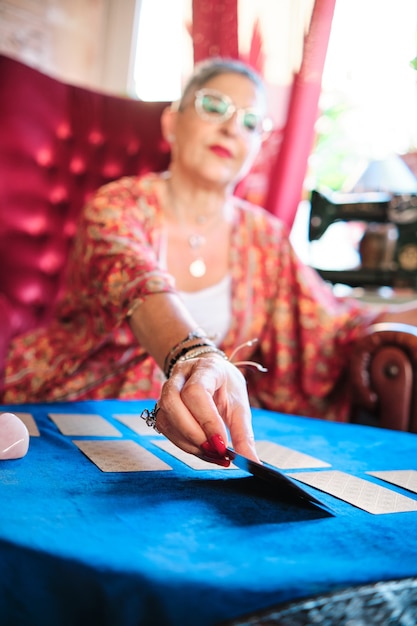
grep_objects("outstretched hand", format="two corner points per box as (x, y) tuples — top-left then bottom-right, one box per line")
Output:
(155, 355), (259, 466)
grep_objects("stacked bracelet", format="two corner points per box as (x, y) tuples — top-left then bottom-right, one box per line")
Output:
(165, 344), (227, 378)
(163, 329), (212, 376)
(164, 342), (213, 378)
(178, 346), (227, 363)
(163, 335), (267, 379)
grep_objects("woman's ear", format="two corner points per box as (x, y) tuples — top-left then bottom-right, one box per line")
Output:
(161, 105), (177, 145)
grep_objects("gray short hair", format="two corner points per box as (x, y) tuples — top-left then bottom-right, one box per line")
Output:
(178, 57), (266, 110)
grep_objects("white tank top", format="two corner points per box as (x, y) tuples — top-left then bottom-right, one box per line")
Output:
(179, 275), (232, 345)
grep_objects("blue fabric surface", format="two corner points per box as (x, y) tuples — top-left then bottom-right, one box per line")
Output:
(1, 399), (417, 626)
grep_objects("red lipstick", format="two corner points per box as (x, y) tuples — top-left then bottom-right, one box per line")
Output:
(209, 144), (232, 158)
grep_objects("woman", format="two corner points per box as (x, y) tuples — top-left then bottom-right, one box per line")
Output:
(2, 58), (417, 465)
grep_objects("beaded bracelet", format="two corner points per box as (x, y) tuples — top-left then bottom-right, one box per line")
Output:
(163, 329), (212, 375)
(164, 342), (215, 378)
(177, 346), (227, 363)
(165, 337), (267, 379)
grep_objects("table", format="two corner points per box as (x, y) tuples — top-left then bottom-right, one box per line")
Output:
(1, 399), (417, 626)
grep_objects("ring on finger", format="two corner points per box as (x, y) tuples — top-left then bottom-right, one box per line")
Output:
(140, 403), (160, 432)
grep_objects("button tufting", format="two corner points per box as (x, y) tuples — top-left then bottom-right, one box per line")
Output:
(14, 282), (45, 305)
(56, 122), (72, 140)
(69, 156), (86, 175)
(126, 138), (141, 155)
(102, 162), (122, 178)
(1, 55), (169, 337)
(2, 212), (50, 236)
(64, 221), (77, 238)
(21, 216), (50, 236)
(88, 130), (105, 146)
(48, 186), (69, 205)
(36, 148), (54, 168)
(39, 249), (65, 274)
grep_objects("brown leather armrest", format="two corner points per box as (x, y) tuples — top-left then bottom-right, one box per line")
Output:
(349, 322), (417, 432)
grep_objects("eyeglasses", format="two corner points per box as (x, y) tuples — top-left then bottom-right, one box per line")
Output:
(193, 88), (273, 136)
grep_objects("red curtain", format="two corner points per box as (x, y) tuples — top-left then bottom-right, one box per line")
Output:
(192, 0), (238, 62)
(264, 0), (337, 228)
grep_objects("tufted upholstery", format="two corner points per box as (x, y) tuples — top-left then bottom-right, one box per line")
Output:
(0, 54), (170, 338)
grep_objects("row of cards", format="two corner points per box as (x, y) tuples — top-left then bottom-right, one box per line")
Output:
(14, 411), (417, 515)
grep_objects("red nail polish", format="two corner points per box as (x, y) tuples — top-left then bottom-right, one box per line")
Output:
(200, 440), (216, 454)
(202, 450), (222, 461)
(201, 454), (230, 468)
(212, 457), (230, 468)
(209, 434), (226, 456)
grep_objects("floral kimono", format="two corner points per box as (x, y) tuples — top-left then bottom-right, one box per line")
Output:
(2, 173), (379, 420)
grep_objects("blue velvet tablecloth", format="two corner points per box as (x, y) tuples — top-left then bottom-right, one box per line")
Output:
(1, 399), (417, 626)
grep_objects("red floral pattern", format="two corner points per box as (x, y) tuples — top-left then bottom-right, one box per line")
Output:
(3, 173), (379, 420)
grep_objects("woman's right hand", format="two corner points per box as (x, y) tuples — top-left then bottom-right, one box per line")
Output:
(155, 354), (259, 466)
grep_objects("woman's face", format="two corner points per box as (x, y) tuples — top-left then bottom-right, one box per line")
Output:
(168, 72), (267, 189)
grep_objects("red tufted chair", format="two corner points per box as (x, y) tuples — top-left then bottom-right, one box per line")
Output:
(0, 54), (170, 341)
(1, 54), (417, 432)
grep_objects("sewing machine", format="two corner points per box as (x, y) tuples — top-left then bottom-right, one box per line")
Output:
(308, 189), (417, 290)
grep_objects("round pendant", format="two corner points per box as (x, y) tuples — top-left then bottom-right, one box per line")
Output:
(188, 234), (206, 249)
(189, 258), (206, 278)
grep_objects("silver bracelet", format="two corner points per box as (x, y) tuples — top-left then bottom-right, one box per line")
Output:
(165, 341), (215, 378)
(163, 328), (211, 375)
(177, 345), (227, 363)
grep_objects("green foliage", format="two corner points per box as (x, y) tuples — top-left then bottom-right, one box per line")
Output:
(309, 46), (417, 192)
(308, 97), (365, 192)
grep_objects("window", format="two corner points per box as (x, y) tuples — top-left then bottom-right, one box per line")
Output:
(308, 0), (417, 191)
(131, 0), (192, 101)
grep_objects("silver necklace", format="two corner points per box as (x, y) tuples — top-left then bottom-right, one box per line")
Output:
(188, 232), (207, 277)
(166, 180), (225, 279)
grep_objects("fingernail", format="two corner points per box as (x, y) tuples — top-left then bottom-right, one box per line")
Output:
(201, 454), (230, 468)
(200, 440), (230, 466)
(200, 442), (224, 460)
(200, 440), (216, 454)
(209, 434), (226, 456)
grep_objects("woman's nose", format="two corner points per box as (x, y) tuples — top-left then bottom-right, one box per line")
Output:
(220, 111), (241, 135)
